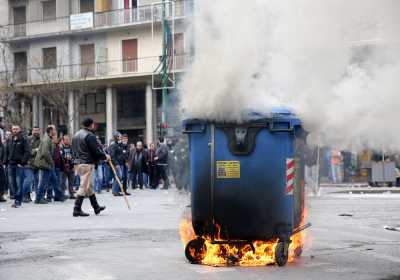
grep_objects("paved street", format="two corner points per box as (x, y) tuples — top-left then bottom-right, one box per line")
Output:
(0, 187), (400, 280)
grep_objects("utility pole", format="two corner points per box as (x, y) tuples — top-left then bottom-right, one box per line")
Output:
(161, 0), (168, 135)
(152, 0), (174, 137)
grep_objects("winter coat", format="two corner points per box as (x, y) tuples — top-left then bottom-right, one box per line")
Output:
(147, 149), (157, 167)
(156, 144), (168, 164)
(72, 128), (106, 165)
(4, 134), (31, 166)
(130, 149), (148, 173)
(60, 144), (74, 172)
(109, 142), (125, 166)
(27, 135), (41, 167)
(34, 134), (54, 170)
(53, 144), (64, 170)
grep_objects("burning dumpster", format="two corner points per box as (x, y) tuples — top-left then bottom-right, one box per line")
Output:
(182, 109), (310, 266)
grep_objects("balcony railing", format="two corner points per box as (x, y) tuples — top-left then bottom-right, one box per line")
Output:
(0, 54), (189, 86)
(0, 1), (192, 40)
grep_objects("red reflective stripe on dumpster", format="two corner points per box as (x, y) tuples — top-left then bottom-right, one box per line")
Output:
(286, 158), (295, 195)
(287, 159), (295, 170)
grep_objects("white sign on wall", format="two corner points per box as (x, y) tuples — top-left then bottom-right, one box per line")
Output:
(70, 12), (94, 30)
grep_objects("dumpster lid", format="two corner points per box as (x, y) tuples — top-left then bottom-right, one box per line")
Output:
(183, 107), (302, 126)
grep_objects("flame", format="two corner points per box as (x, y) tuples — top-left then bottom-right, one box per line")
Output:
(179, 207), (308, 266)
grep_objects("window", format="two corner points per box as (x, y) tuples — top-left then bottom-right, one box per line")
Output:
(13, 6), (26, 36)
(42, 47), (57, 69)
(80, 44), (95, 77)
(122, 39), (138, 72)
(117, 88), (145, 118)
(42, 0), (56, 21)
(80, 93), (105, 114)
(80, 0), (94, 13)
(14, 52), (27, 82)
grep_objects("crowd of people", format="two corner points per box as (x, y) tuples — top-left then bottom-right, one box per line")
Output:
(0, 121), (171, 208)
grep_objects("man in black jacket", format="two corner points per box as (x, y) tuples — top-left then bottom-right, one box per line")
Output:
(156, 137), (169, 190)
(109, 132), (131, 196)
(71, 118), (110, 217)
(130, 141), (147, 190)
(5, 125), (31, 208)
(60, 135), (75, 199)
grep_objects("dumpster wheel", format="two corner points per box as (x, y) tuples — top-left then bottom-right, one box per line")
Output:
(274, 241), (289, 266)
(185, 238), (206, 264)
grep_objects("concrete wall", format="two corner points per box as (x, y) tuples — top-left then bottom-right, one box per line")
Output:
(24, 0), (70, 37)
(106, 24), (172, 75)
(0, 0), (9, 26)
(0, 0), (10, 74)
(70, 33), (108, 65)
(27, 37), (71, 82)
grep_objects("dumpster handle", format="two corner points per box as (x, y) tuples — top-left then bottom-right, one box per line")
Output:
(292, 222), (312, 235)
(182, 130), (204, 134)
(183, 123), (207, 134)
(269, 121), (294, 132)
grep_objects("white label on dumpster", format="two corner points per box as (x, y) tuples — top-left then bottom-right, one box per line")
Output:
(216, 161), (240, 179)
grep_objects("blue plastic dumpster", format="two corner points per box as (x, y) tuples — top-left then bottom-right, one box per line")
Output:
(183, 109), (309, 266)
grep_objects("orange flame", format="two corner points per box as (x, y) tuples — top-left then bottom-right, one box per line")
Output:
(179, 207), (308, 266)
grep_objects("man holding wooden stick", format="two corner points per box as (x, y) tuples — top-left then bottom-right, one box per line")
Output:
(71, 118), (111, 217)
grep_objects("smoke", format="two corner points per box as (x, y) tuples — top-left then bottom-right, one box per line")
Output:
(180, 0), (400, 151)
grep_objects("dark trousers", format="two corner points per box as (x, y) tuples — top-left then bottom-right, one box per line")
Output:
(62, 171), (75, 196)
(8, 164), (24, 203)
(157, 164), (169, 189)
(149, 164), (158, 189)
(131, 168), (143, 189)
(0, 165), (6, 196)
(122, 164), (128, 192)
(36, 168), (64, 201)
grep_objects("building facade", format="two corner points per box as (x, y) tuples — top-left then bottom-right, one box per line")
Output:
(0, 0), (192, 144)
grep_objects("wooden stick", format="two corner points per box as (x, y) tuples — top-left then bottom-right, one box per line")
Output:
(108, 161), (131, 210)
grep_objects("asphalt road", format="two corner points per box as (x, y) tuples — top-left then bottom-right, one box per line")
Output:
(0, 187), (399, 280)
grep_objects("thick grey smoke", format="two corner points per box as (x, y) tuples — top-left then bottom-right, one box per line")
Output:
(181, 0), (400, 151)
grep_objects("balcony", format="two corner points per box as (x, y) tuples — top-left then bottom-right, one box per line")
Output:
(0, 2), (192, 41)
(0, 54), (189, 86)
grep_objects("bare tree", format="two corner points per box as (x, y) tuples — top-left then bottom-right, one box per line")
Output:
(0, 46), (99, 132)
(0, 41), (22, 125)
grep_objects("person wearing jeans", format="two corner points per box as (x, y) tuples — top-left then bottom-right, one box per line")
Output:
(49, 140), (66, 202)
(22, 127), (41, 203)
(111, 164), (125, 195)
(4, 125), (31, 208)
(34, 125), (56, 204)
(60, 135), (76, 199)
(110, 133), (130, 196)
(130, 141), (147, 190)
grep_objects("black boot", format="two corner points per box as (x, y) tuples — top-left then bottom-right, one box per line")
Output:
(89, 194), (106, 215)
(73, 196), (90, 217)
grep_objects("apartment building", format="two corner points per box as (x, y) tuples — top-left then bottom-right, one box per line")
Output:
(0, 0), (191, 144)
